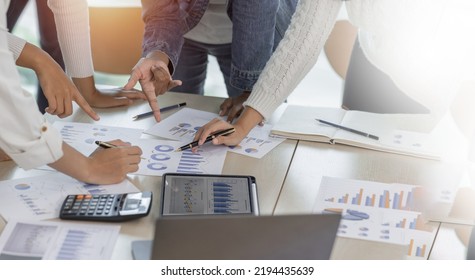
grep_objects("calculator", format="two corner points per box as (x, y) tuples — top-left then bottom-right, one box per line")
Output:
(59, 192), (153, 222)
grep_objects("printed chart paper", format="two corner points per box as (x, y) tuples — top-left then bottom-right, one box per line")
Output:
(133, 138), (227, 176)
(0, 173), (140, 221)
(144, 108), (285, 158)
(313, 176), (436, 259)
(53, 121), (144, 156)
(0, 220), (119, 260)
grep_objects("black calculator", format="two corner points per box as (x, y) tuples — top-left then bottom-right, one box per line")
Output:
(59, 192), (153, 222)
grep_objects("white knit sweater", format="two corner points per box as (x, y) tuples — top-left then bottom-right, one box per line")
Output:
(244, 0), (342, 120)
(245, 0), (475, 121)
(6, 0), (94, 78)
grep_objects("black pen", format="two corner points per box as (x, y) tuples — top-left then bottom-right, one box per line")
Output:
(132, 102), (187, 121)
(95, 140), (146, 159)
(95, 140), (117, 149)
(316, 119), (379, 140)
(175, 128), (235, 152)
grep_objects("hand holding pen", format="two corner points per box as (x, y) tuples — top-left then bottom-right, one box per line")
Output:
(176, 128), (236, 152)
(95, 140), (146, 159)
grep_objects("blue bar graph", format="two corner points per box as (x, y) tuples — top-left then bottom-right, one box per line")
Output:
(56, 230), (89, 260)
(211, 182), (242, 213)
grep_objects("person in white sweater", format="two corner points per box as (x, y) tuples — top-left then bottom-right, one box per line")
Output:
(5, 0), (145, 120)
(194, 0), (475, 174)
(1, 0), (143, 184)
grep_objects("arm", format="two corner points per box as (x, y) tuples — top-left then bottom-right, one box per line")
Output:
(47, 0), (142, 110)
(244, 0), (342, 120)
(49, 141), (142, 184)
(193, 0), (342, 146)
(220, 0), (295, 122)
(124, 0), (207, 122)
(14, 41), (99, 120)
(1, 9), (142, 184)
(1, 16), (64, 169)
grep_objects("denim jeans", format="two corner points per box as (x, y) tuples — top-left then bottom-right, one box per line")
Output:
(142, 0), (297, 96)
(170, 38), (241, 97)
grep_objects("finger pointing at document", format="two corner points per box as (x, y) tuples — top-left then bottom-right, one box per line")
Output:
(123, 51), (182, 122)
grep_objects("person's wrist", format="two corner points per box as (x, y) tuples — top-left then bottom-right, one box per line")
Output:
(146, 51), (172, 73)
(72, 76), (96, 99)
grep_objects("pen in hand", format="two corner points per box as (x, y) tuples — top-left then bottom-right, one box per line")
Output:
(95, 141), (146, 159)
(175, 128), (236, 152)
(95, 140), (118, 149)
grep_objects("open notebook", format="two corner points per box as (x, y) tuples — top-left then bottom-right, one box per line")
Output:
(271, 105), (440, 160)
(132, 214), (341, 260)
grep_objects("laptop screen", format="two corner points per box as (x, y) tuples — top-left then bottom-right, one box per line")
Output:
(151, 214), (341, 260)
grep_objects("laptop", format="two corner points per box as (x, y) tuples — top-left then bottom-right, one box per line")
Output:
(132, 214), (341, 260)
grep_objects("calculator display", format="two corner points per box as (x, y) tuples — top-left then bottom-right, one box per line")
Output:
(123, 198), (141, 210)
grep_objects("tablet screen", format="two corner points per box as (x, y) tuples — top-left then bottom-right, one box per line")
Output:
(162, 174), (254, 215)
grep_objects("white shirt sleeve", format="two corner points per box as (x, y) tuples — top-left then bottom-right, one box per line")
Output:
(244, 0), (342, 120)
(0, 3), (64, 169)
(5, 31), (26, 61)
(47, 0), (94, 78)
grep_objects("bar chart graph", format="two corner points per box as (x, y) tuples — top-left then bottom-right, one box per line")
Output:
(134, 139), (227, 176)
(0, 221), (120, 260)
(162, 176), (251, 215)
(408, 238), (427, 258)
(314, 176), (436, 259)
(212, 182), (240, 213)
(56, 229), (92, 260)
(177, 150), (206, 174)
(324, 187), (414, 210)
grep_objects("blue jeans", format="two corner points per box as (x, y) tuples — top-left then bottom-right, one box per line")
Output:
(142, 0), (297, 97)
(170, 39), (241, 97)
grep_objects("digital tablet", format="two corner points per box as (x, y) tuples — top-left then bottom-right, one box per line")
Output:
(160, 173), (259, 216)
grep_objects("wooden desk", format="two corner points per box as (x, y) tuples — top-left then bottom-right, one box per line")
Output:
(1, 93), (472, 260)
(274, 140), (467, 259)
(0, 92), (298, 259)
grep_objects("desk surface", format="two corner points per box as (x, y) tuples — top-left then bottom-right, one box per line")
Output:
(0, 92), (297, 259)
(0, 92), (473, 260)
(274, 140), (472, 259)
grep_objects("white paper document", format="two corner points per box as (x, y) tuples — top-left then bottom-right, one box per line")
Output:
(144, 108), (285, 158)
(53, 121), (144, 156)
(313, 176), (436, 259)
(133, 138), (227, 176)
(0, 173), (140, 221)
(0, 220), (120, 260)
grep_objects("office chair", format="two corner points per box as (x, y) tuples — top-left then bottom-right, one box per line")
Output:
(324, 20), (429, 114)
(88, 4), (144, 75)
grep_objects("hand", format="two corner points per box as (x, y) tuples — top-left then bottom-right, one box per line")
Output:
(191, 118), (246, 152)
(124, 53), (182, 122)
(49, 141), (143, 184)
(73, 77), (147, 109)
(86, 140), (143, 184)
(17, 43), (99, 120)
(192, 107), (265, 152)
(219, 91), (251, 123)
(36, 65), (99, 120)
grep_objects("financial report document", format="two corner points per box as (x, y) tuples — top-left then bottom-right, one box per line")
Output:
(0, 220), (120, 260)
